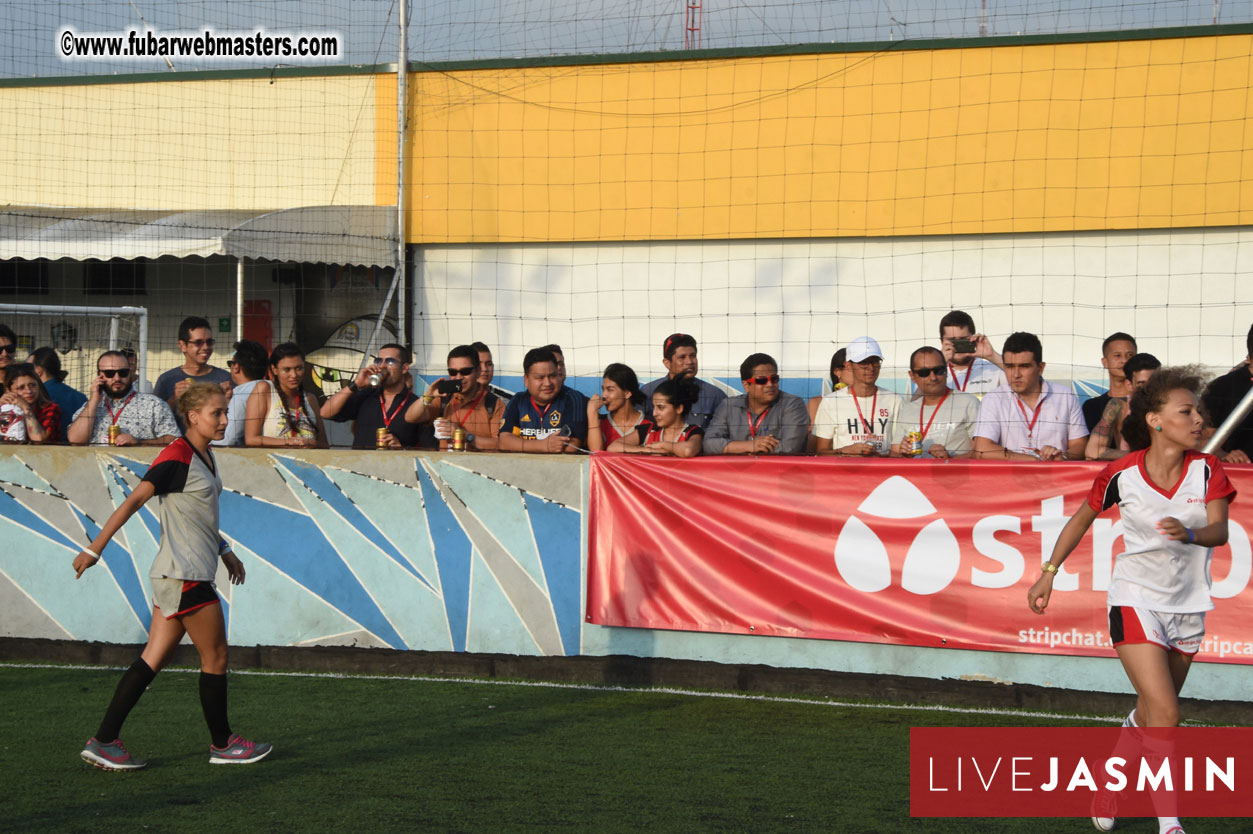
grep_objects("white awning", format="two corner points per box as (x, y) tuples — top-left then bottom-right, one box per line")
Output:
(0, 205), (396, 268)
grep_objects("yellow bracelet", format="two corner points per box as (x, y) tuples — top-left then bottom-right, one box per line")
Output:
(1041, 562), (1059, 574)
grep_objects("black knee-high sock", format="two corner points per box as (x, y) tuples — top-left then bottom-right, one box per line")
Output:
(199, 672), (232, 748)
(95, 658), (156, 743)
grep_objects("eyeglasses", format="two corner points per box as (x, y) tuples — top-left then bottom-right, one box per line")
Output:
(912, 365), (946, 378)
(226, 359), (239, 369)
(100, 368), (131, 379)
(185, 338), (215, 348)
(447, 367), (477, 377)
(0, 343), (15, 355)
(374, 356), (402, 367)
(743, 374), (780, 385)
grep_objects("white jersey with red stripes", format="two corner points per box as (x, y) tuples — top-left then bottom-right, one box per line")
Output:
(1087, 449), (1236, 613)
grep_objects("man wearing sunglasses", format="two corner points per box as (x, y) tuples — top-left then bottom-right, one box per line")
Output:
(813, 336), (902, 457)
(0, 323), (17, 374)
(422, 345), (506, 451)
(67, 351), (179, 446)
(321, 343), (427, 449)
(154, 316), (232, 428)
(704, 353), (809, 455)
(890, 346), (979, 459)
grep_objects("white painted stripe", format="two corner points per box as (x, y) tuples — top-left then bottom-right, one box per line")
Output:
(1, 661), (1221, 725)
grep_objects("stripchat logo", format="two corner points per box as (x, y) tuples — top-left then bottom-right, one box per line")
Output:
(833, 476), (961, 595)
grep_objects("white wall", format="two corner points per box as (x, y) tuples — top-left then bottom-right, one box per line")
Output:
(412, 228), (1253, 384)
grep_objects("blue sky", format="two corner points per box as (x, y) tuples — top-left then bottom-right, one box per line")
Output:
(2, 0), (1250, 78)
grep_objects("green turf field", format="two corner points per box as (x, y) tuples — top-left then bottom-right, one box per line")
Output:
(2, 664), (1237, 834)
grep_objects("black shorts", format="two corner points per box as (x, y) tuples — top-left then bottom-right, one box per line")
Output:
(154, 579), (220, 619)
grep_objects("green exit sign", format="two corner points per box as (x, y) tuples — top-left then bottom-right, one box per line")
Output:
(218, 317), (232, 333)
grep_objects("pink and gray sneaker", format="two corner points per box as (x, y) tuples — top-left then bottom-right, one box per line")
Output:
(81, 737), (148, 771)
(209, 733), (273, 764)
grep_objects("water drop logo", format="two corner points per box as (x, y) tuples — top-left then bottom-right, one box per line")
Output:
(833, 476), (961, 595)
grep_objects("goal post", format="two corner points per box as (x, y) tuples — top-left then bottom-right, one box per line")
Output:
(0, 303), (149, 394)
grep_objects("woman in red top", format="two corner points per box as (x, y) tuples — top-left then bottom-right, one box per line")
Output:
(587, 363), (651, 452)
(2, 363), (61, 443)
(609, 376), (703, 457)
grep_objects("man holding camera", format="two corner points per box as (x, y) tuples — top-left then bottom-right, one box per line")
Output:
(427, 345), (506, 451)
(937, 310), (1005, 399)
(320, 343), (427, 449)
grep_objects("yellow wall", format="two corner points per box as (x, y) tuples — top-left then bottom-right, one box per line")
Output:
(2, 32), (1250, 241)
(0, 75), (380, 210)
(408, 33), (1253, 242)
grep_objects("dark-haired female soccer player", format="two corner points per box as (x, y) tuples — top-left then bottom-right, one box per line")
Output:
(1027, 366), (1235, 834)
(608, 376), (703, 457)
(586, 363), (651, 452)
(73, 382), (272, 770)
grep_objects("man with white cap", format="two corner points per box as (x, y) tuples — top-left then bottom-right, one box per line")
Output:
(813, 337), (902, 456)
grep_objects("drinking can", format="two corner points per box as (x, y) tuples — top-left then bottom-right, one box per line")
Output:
(108, 424), (121, 446)
(905, 431), (924, 457)
(452, 428), (466, 452)
(376, 427), (389, 450)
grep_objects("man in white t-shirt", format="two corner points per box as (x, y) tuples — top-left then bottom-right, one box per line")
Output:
(891, 346), (979, 459)
(813, 336), (902, 456)
(974, 331), (1088, 461)
(938, 309), (1006, 398)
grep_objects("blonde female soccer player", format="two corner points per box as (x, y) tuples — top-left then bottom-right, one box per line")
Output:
(73, 382), (271, 770)
(1027, 366), (1235, 834)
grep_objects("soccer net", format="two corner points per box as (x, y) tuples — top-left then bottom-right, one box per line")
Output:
(0, 302), (148, 393)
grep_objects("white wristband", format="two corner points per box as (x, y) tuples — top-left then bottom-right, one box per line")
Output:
(81, 546), (100, 560)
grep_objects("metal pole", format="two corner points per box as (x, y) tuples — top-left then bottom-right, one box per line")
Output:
(396, 0), (409, 351)
(1203, 385), (1253, 456)
(236, 257), (245, 343)
(108, 315), (119, 350)
(137, 307), (150, 393)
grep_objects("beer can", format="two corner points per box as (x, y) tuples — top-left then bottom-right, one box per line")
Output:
(368, 372), (382, 387)
(376, 427), (389, 450)
(108, 424), (121, 446)
(905, 431), (924, 457)
(452, 428), (466, 452)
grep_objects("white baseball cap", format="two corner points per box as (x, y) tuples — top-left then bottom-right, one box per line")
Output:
(846, 336), (884, 363)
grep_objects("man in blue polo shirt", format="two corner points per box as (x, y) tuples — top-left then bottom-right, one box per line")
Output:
(498, 347), (588, 453)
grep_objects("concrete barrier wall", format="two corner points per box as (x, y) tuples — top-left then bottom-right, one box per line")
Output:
(2, 447), (1247, 702)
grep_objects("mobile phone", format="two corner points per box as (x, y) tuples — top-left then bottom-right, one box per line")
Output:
(437, 378), (463, 396)
(950, 338), (976, 354)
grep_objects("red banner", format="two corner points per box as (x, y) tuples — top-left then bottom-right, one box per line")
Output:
(586, 456), (1253, 664)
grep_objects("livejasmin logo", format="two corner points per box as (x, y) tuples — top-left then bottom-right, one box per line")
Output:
(834, 476), (1252, 597)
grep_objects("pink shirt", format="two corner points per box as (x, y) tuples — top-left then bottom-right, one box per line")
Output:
(973, 380), (1088, 455)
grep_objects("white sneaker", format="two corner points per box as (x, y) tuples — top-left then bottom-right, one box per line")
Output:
(1091, 789), (1117, 831)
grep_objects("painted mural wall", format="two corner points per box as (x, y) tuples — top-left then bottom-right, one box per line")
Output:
(0, 448), (583, 657)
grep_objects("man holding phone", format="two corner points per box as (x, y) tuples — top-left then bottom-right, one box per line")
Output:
(937, 310), (1005, 398)
(320, 343), (425, 449)
(427, 345), (506, 451)
(67, 351), (179, 446)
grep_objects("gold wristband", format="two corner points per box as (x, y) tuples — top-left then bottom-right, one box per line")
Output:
(1041, 562), (1059, 575)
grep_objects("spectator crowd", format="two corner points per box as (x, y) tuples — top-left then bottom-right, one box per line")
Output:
(1, 313), (1251, 465)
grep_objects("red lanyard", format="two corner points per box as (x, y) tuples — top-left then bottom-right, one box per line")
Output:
(453, 389), (488, 428)
(105, 391), (135, 426)
(747, 406), (771, 438)
(949, 363), (973, 392)
(379, 391), (407, 431)
(1015, 394), (1045, 438)
(851, 389), (878, 435)
(918, 392), (950, 441)
(282, 392), (307, 435)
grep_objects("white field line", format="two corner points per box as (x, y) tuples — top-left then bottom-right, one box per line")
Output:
(0, 661), (1148, 723)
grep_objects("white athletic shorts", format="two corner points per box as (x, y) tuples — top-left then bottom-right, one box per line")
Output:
(1109, 605), (1206, 655)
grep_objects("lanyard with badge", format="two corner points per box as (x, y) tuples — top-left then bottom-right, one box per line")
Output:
(105, 391), (136, 426)
(949, 363), (973, 392)
(747, 406), (772, 438)
(1014, 394), (1045, 441)
(379, 391), (407, 434)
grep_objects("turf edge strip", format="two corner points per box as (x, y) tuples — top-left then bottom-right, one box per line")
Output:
(0, 661), (1132, 723)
